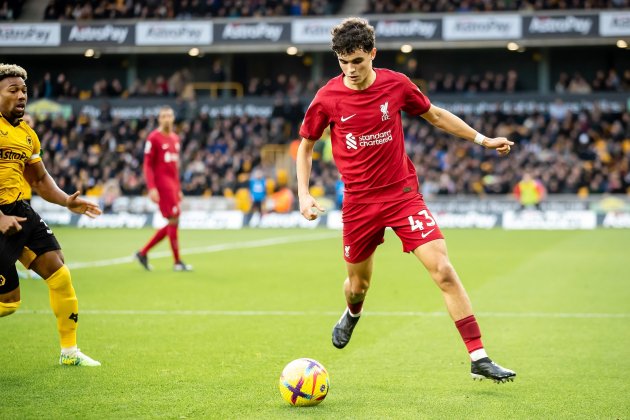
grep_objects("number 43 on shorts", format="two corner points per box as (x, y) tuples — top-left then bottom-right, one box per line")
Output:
(408, 210), (436, 233)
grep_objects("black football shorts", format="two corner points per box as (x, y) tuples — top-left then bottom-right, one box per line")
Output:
(0, 200), (61, 293)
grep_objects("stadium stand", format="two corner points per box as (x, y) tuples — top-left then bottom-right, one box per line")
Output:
(42, 0), (344, 19)
(3, 3), (628, 211)
(30, 105), (630, 203)
(364, 0), (629, 13)
(0, 0), (24, 19)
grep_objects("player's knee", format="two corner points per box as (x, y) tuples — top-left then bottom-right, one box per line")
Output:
(431, 261), (458, 289)
(0, 300), (21, 317)
(45, 265), (73, 291)
(347, 277), (369, 297)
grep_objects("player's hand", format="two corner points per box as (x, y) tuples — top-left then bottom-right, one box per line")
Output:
(149, 189), (160, 203)
(299, 194), (325, 221)
(66, 191), (102, 218)
(482, 137), (514, 156)
(0, 215), (27, 235)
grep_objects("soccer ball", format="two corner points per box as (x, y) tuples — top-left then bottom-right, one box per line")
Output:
(278, 358), (330, 406)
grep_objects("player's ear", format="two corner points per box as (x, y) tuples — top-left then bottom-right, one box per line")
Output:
(370, 48), (377, 61)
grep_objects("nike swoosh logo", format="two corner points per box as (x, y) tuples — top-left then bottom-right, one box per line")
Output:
(162, 145), (169, 149)
(421, 228), (435, 239)
(341, 114), (356, 122)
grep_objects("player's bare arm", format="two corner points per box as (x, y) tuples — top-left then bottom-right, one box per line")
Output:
(421, 104), (514, 156)
(24, 161), (102, 218)
(296, 138), (325, 221)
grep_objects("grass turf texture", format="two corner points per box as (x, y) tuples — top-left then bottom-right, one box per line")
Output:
(2, 228), (628, 419)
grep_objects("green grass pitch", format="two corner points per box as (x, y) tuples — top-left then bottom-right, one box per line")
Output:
(2, 227), (629, 419)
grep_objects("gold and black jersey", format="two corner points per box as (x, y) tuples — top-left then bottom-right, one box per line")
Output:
(0, 113), (41, 205)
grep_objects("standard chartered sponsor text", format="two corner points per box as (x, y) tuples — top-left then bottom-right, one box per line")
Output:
(359, 130), (393, 146)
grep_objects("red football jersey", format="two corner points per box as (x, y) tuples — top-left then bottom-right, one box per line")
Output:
(300, 68), (431, 204)
(143, 129), (181, 192)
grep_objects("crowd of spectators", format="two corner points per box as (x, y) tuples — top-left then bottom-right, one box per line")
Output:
(43, 0), (342, 19)
(365, 0), (629, 14)
(0, 0), (24, 20)
(28, 65), (630, 104)
(28, 68), (325, 101)
(30, 69), (196, 100)
(554, 69), (630, 94)
(425, 70), (523, 94)
(30, 104), (630, 214)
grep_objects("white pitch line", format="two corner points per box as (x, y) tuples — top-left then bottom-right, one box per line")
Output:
(66, 232), (340, 270)
(15, 309), (630, 319)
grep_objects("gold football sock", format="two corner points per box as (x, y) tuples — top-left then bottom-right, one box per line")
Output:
(0, 300), (21, 317)
(45, 265), (78, 348)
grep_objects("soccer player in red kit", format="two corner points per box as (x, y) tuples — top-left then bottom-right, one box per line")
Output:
(297, 18), (516, 383)
(135, 106), (192, 272)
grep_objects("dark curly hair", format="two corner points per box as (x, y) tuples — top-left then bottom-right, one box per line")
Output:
(331, 17), (375, 56)
(0, 63), (27, 82)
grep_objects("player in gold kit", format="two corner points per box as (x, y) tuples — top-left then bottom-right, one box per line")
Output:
(0, 63), (102, 366)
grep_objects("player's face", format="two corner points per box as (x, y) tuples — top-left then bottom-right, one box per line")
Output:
(158, 108), (175, 131)
(0, 77), (28, 123)
(337, 48), (376, 90)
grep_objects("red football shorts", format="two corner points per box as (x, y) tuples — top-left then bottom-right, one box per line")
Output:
(341, 194), (444, 264)
(158, 189), (180, 219)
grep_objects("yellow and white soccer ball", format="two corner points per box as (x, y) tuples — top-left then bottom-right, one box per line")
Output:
(278, 358), (330, 406)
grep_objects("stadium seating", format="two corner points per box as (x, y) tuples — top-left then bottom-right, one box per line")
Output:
(43, 0), (344, 19)
(0, 0), (24, 20)
(31, 106), (630, 203)
(364, 0), (629, 13)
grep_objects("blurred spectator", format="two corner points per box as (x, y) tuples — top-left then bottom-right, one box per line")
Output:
(335, 177), (344, 209)
(249, 168), (267, 214)
(0, 0), (24, 20)
(567, 72), (592, 94)
(513, 172), (546, 210)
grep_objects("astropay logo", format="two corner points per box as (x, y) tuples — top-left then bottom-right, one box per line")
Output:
(222, 22), (284, 41)
(528, 16), (593, 35)
(68, 24), (129, 44)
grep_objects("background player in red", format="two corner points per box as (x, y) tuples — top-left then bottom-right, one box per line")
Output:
(296, 17), (516, 383)
(135, 106), (192, 272)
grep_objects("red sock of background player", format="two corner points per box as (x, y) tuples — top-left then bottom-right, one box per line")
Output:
(140, 226), (168, 255)
(166, 223), (181, 263)
(455, 315), (488, 361)
(347, 301), (363, 317)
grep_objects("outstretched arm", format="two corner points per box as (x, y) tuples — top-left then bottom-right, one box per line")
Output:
(24, 161), (102, 218)
(420, 104), (514, 156)
(296, 138), (325, 221)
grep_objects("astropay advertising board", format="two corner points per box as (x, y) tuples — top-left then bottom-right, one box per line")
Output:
(599, 11), (630, 36)
(291, 19), (339, 44)
(0, 23), (60, 46)
(136, 21), (213, 45)
(443, 14), (521, 40)
(524, 14), (597, 38)
(61, 23), (134, 46)
(214, 22), (290, 44)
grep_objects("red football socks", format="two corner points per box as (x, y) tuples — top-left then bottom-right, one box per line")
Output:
(166, 224), (180, 263)
(347, 300), (364, 316)
(455, 314), (484, 353)
(140, 225), (168, 255)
